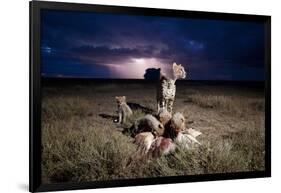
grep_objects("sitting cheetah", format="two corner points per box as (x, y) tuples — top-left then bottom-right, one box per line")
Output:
(115, 96), (133, 124)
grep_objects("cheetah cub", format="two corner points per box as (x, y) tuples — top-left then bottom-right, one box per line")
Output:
(157, 108), (172, 127)
(131, 114), (164, 136)
(115, 96), (133, 124)
(163, 112), (186, 140)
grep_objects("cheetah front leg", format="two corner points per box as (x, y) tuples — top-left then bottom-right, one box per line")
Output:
(167, 99), (174, 113)
(163, 99), (169, 110)
(157, 100), (160, 113)
(157, 99), (165, 113)
(161, 100), (166, 112)
(118, 112), (122, 124)
(122, 112), (126, 124)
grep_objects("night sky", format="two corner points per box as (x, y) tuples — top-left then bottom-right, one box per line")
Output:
(41, 10), (265, 80)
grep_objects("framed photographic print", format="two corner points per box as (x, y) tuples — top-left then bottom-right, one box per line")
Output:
(30, 1), (271, 192)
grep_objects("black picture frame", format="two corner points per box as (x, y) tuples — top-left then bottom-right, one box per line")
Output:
(29, 1), (271, 192)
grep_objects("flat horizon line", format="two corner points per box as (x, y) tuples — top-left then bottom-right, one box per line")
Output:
(41, 76), (264, 82)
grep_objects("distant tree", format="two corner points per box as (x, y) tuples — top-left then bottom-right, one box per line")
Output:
(144, 68), (161, 80)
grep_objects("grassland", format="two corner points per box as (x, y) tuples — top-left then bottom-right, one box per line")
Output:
(41, 81), (265, 184)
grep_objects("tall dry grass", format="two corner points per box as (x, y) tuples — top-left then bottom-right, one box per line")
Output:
(41, 84), (265, 183)
(184, 94), (264, 116)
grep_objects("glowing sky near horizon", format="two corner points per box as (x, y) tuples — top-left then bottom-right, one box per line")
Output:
(41, 10), (265, 80)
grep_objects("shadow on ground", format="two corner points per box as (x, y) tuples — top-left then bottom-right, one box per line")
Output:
(98, 113), (118, 121)
(127, 102), (154, 114)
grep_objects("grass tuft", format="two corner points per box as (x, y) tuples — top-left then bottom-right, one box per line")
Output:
(41, 83), (265, 183)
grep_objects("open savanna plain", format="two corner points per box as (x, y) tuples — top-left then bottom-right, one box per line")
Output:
(41, 79), (265, 183)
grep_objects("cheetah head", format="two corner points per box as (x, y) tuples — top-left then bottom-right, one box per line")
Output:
(173, 62), (186, 79)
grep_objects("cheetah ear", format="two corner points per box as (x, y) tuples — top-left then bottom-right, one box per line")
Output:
(173, 62), (177, 68)
(122, 96), (126, 100)
(115, 96), (119, 100)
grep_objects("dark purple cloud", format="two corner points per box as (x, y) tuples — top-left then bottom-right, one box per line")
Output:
(41, 10), (265, 80)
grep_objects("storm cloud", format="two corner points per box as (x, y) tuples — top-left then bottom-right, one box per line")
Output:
(41, 10), (265, 80)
